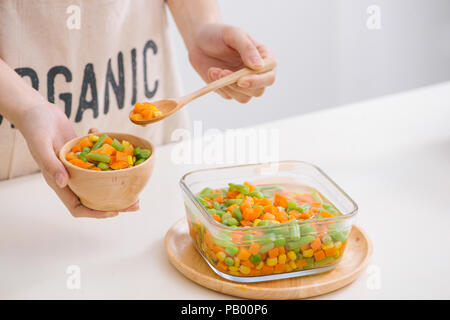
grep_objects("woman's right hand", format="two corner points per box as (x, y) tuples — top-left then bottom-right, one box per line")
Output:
(18, 100), (139, 218)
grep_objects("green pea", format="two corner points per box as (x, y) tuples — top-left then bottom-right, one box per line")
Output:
(111, 138), (124, 152)
(249, 254), (261, 264)
(134, 158), (145, 166)
(287, 201), (298, 211)
(97, 162), (109, 171)
(225, 246), (238, 256)
(86, 152), (111, 163)
(259, 242), (275, 253)
(92, 133), (107, 150)
(224, 257), (234, 266)
(274, 236), (286, 247)
(133, 147), (141, 156)
(232, 206), (242, 222)
(223, 217), (238, 226)
(299, 203), (311, 213)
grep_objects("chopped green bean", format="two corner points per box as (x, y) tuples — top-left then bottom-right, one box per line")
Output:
(86, 153), (111, 163)
(111, 138), (124, 151)
(92, 133), (107, 150)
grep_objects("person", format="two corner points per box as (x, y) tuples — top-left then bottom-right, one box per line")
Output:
(0, 0), (276, 218)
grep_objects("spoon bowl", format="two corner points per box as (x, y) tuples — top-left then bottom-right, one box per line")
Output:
(130, 58), (277, 125)
(129, 99), (178, 124)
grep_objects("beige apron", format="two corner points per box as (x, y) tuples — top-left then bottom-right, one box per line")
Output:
(0, 0), (189, 180)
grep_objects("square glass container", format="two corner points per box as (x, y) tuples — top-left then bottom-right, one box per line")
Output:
(179, 160), (358, 283)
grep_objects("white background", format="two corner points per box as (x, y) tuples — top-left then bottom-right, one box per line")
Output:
(167, 0), (450, 130)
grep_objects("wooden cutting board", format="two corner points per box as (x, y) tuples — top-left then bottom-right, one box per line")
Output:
(165, 218), (372, 299)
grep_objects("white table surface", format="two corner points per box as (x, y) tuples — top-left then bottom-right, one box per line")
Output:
(1, 82), (449, 299)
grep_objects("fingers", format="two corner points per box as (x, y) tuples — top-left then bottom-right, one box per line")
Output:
(237, 70), (276, 90)
(36, 139), (69, 188)
(223, 26), (264, 70)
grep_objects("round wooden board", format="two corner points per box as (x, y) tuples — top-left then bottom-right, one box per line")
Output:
(165, 218), (372, 299)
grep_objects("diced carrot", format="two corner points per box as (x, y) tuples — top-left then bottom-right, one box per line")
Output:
(241, 260), (254, 268)
(131, 113), (144, 122)
(237, 248), (251, 260)
(69, 158), (94, 169)
(110, 161), (129, 170)
(324, 247), (337, 257)
(211, 214), (221, 222)
(261, 213), (275, 221)
(79, 137), (93, 149)
(90, 167), (101, 171)
(254, 198), (271, 206)
(274, 193), (288, 208)
(213, 195), (224, 203)
(65, 152), (76, 161)
(226, 190), (240, 199)
(310, 237), (322, 251)
(261, 265), (274, 275)
(274, 264), (287, 273)
(115, 151), (129, 162)
(104, 137), (113, 145)
(274, 210), (289, 222)
(314, 250), (326, 262)
(217, 261), (228, 272)
(312, 202), (322, 207)
(142, 108), (153, 120)
(240, 220), (252, 227)
(264, 205), (279, 214)
(321, 210), (334, 218)
(299, 193), (314, 203)
(296, 259), (307, 268)
(133, 102), (146, 113)
(94, 144), (116, 156)
(248, 269), (261, 276)
(71, 145), (82, 153)
(243, 181), (255, 192)
(268, 247), (279, 258)
(226, 204), (238, 212)
(278, 246), (285, 255)
(249, 243), (260, 255)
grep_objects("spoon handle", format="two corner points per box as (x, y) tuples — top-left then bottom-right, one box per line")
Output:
(178, 57), (277, 106)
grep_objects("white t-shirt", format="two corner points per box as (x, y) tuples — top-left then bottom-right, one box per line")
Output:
(0, 0), (189, 180)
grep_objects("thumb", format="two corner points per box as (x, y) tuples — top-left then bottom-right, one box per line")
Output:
(37, 141), (69, 189)
(224, 28), (264, 70)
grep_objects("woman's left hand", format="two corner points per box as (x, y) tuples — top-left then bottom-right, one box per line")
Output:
(187, 23), (276, 103)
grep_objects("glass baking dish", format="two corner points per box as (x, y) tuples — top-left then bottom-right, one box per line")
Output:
(179, 160), (358, 283)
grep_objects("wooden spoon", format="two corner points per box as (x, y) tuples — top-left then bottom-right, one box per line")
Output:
(129, 58), (277, 125)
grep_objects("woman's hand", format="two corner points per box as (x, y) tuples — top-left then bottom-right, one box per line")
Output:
(18, 101), (139, 218)
(187, 23), (276, 103)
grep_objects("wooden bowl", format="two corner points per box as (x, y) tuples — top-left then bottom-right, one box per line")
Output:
(59, 132), (155, 211)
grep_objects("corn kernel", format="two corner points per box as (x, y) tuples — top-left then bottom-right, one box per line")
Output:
(154, 111), (162, 117)
(127, 155), (133, 165)
(234, 257), (240, 267)
(228, 266), (238, 272)
(322, 243), (334, 250)
(278, 254), (287, 264)
(335, 241), (342, 250)
(132, 156), (136, 163)
(239, 265), (251, 275)
(256, 261), (264, 270)
(122, 140), (130, 148)
(272, 220), (280, 224)
(89, 135), (99, 142)
(216, 252), (226, 261)
(229, 271), (240, 276)
(289, 261), (297, 269)
(287, 251), (297, 261)
(253, 219), (261, 227)
(266, 257), (278, 267)
(302, 249), (314, 258)
(285, 265), (293, 272)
